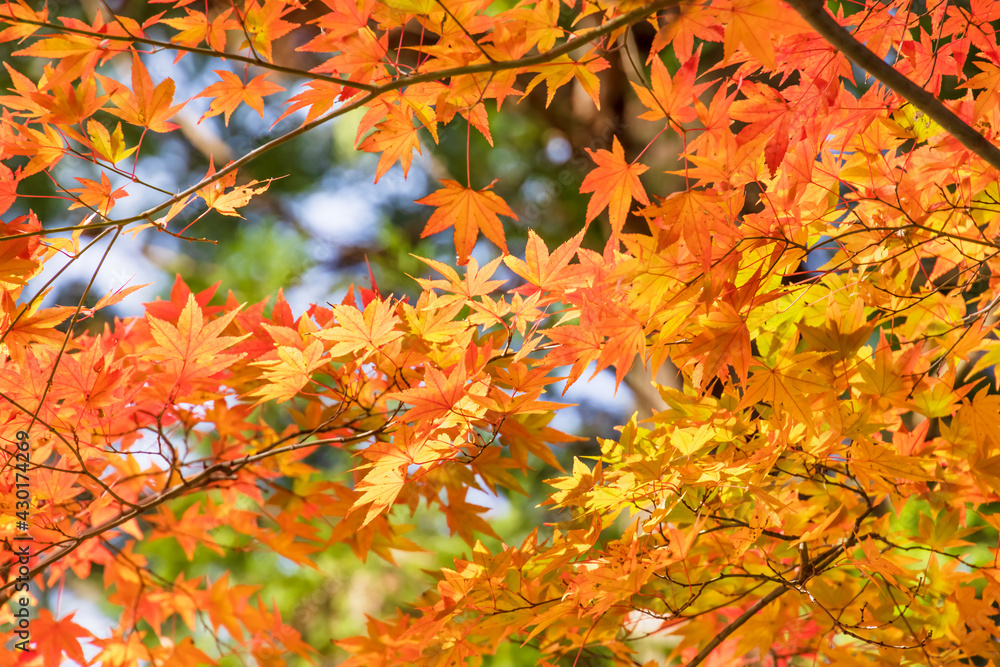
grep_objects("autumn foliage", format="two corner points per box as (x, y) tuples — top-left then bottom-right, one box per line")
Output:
(3, 0), (1000, 665)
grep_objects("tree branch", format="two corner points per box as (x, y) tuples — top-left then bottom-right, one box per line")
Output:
(785, 0), (1000, 173)
(682, 585), (790, 667)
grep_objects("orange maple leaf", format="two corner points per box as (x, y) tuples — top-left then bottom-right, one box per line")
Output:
(349, 427), (453, 527)
(443, 487), (501, 544)
(196, 70), (285, 126)
(525, 54), (610, 108)
(241, 0), (298, 63)
(276, 80), (343, 125)
(357, 105), (423, 182)
(580, 137), (649, 235)
(390, 360), (485, 424)
(682, 300), (752, 387)
(0, 164), (20, 216)
(162, 8), (237, 55)
(145, 293), (249, 378)
(96, 52), (183, 133)
(196, 160), (272, 217)
(34, 609), (92, 667)
(738, 350), (833, 428)
(68, 172), (128, 217)
(92, 631), (152, 667)
(0, 1), (48, 44)
(633, 50), (707, 125)
(961, 61), (1000, 122)
(416, 179), (516, 265)
(206, 573), (259, 639)
(718, 0), (809, 69)
(153, 638), (217, 667)
(504, 229), (585, 293)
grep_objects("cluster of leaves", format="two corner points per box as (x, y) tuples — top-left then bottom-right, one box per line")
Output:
(3, 0), (1000, 665)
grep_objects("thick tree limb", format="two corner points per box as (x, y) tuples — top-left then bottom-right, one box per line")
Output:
(785, 0), (1000, 172)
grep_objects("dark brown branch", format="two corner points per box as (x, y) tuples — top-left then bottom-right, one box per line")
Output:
(786, 0), (1000, 173)
(683, 502), (878, 666)
(682, 585), (790, 667)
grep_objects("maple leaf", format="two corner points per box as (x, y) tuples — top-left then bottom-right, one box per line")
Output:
(504, 229), (585, 293)
(162, 8), (237, 55)
(443, 487), (501, 544)
(850, 537), (909, 590)
(68, 172), (128, 217)
(154, 638), (218, 666)
(11, 31), (108, 88)
(390, 361), (479, 424)
(144, 293), (249, 377)
(796, 299), (874, 361)
(958, 391), (1000, 455)
(86, 120), (137, 164)
(0, 1), (49, 44)
(649, 0), (723, 61)
(313, 298), (404, 360)
(961, 60), (1000, 122)
(347, 426), (457, 527)
(276, 80), (344, 125)
(856, 334), (916, 405)
(92, 631), (152, 667)
(251, 339), (327, 403)
(195, 160), (272, 217)
(524, 54), (610, 108)
(22, 71), (106, 126)
(580, 137), (649, 235)
(738, 350), (833, 428)
(633, 50), (707, 125)
(681, 300), (752, 386)
(416, 179), (516, 265)
(96, 52), (183, 133)
(206, 573), (259, 639)
(639, 188), (743, 266)
(357, 104), (423, 182)
(0, 163), (20, 216)
(717, 0), (809, 69)
(241, 0), (299, 62)
(196, 70), (285, 126)
(34, 609), (92, 667)
(307, 0), (376, 46)
(352, 462), (406, 527)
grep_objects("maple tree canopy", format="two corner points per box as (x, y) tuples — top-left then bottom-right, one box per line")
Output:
(3, 0), (1000, 665)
